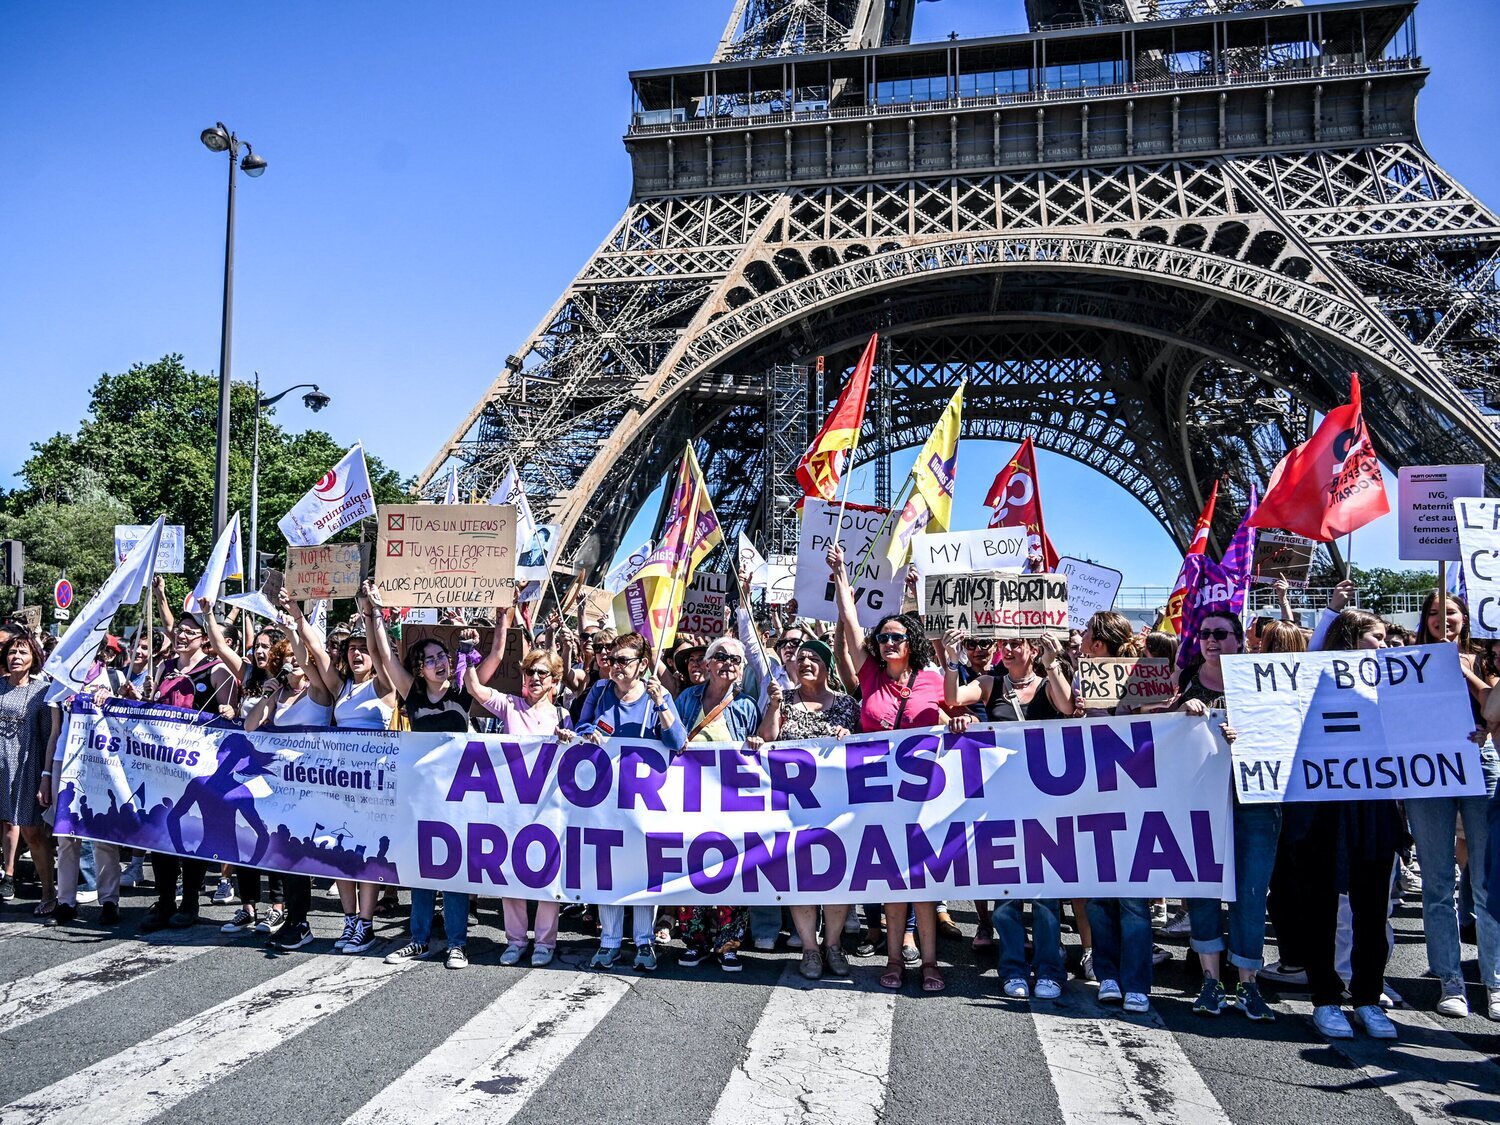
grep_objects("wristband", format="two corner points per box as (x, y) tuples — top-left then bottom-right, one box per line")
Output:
(40, 771), (52, 779)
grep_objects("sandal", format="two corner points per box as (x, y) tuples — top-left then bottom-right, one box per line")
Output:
(921, 962), (946, 993)
(879, 960), (904, 990)
(34, 897), (57, 917)
(936, 913), (962, 941)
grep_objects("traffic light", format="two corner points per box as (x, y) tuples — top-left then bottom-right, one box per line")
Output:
(0, 541), (22, 588)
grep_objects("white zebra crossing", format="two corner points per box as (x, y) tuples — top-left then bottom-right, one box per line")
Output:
(343, 968), (634, 1125)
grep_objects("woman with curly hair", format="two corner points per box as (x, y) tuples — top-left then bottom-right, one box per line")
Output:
(826, 540), (958, 993)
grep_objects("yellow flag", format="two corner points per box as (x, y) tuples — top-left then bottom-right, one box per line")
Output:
(886, 384), (964, 566)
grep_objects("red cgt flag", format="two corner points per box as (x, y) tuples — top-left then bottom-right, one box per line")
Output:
(984, 437), (1058, 570)
(1249, 373), (1390, 541)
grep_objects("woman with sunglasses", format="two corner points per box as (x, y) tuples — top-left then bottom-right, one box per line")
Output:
(1171, 610), (1279, 1023)
(760, 637), (859, 979)
(828, 541), (957, 993)
(577, 632), (685, 972)
(464, 613), (574, 968)
(567, 629), (616, 722)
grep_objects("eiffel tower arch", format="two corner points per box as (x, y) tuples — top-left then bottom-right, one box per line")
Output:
(420, 0), (1500, 572)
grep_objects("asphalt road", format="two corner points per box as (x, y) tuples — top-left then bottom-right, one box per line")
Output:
(1, 878), (1497, 1124)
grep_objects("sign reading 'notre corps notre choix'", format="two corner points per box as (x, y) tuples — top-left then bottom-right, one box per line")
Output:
(375, 505), (517, 609)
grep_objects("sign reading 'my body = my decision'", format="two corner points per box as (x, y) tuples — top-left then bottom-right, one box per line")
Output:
(375, 504), (517, 609)
(1221, 643), (1483, 803)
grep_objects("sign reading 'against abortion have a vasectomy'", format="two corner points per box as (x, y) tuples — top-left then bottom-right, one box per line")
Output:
(375, 505), (518, 608)
(1221, 644), (1483, 803)
(922, 572), (1069, 638)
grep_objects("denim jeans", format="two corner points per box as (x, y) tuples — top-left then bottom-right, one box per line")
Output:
(1407, 749), (1500, 990)
(749, 905), (783, 944)
(409, 888), (469, 949)
(995, 899), (1063, 984)
(80, 841), (97, 893)
(1087, 898), (1153, 996)
(1188, 801), (1282, 971)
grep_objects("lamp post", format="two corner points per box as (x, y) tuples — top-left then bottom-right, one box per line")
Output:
(249, 375), (331, 589)
(200, 122), (267, 539)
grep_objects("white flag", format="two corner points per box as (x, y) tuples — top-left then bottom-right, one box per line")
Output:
(220, 589), (282, 621)
(737, 532), (769, 588)
(278, 443), (376, 546)
(490, 460), (538, 549)
(189, 512), (243, 612)
(443, 464), (460, 505)
(602, 539), (654, 596)
(44, 517), (164, 700)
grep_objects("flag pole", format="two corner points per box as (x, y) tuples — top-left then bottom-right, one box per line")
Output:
(829, 434), (864, 556)
(732, 563), (775, 675)
(851, 466), (916, 589)
(649, 447), (698, 674)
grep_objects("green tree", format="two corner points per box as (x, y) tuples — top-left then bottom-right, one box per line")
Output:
(0, 470), (133, 625)
(5, 355), (410, 617)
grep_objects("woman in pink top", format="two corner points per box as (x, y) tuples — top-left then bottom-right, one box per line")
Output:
(463, 617), (573, 967)
(827, 542), (957, 993)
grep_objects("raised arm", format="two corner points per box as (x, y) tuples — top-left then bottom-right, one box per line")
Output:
(463, 660), (498, 706)
(1037, 631), (1079, 715)
(476, 605), (515, 683)
(153, 574), (176, 636)
(942, 628), (986, 708)
(826, 542), (866, 686)
(277, 592), (336, 706)
(361, 580), (414, 698)
(1275, 576), (1295, 624)
(201, 608), (245, 682)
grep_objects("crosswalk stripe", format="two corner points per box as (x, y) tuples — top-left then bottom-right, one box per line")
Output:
(707, 966), (896, 1125)
(1283, 999), (1500, 1122)
(1031, 992), (1234, 1124)
(2, 947), (414, 1125)
(343, 969), (633, 1125)
(0, 919), (49, 943)
(0, 932), (217, 1036)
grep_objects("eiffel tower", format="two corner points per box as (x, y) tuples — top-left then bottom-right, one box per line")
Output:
(420, 0), (1500, 574)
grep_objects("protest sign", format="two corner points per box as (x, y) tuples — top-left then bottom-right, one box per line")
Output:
(1250, 530), (1315, 587)
(922, 573), (1069, 638)
(399, 623), (527, 704)
(1456, 497), (1500, 638)
(923, 572), (1003, 637)
(375, 504), (517, 609)
(1399, 465), (1483, 562)
(679, 572), (729, 636)
(284, 543), (365, 600)
(909, 529), (1028, 578)
(794, 499), (903, 627)
(114, 524), (185, 573)
(1079, 658), (1177, 711)
(1221, 643), (1483, 802)
(1055, 557), (1121, 631)
(577, 587), (616, 630)
(58, 699), (1233, 903)
(767, 554), (797, 605)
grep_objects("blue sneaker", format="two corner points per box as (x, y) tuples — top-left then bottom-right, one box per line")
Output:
(591, 945), (621, 970)
(1193, 977), (1228, 1016)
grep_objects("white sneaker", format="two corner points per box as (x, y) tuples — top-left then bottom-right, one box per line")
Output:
(210, 878), (236, 905)
(1488, 989), (1500, 1021)
(1123, 992), (1150, 1014)
(1352, 1004), (1398, 1039)
(1097, 978), (1123, 1003)
(753, 935), (778, 952)
(1381, 980), (1404, 1008)
(1313, 1005), (1353, 1039)
(531, 945), (555, 968)
(1162, 911), (1192, 936)
(1149, 902), (1168, 928)
(499, 943), (526, 966)
(1003, 978), (1030, 999)
(1436, 979), (1469, 1018)
(1034, 978), (1062, 1000)
(76, 889), (99, 904)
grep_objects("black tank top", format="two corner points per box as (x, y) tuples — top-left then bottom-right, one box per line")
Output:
(985, 676), (1065, 723)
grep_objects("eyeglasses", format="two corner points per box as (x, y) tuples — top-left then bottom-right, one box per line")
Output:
(873, 632), (909, 645)
(711, 654), (743, 667)
(1197, 627), (1234, 641)
(421, 655), (449, 668)
(522, 669), (553, 680)
(778, 637), (804, 649)
(963, 639), (995, 650)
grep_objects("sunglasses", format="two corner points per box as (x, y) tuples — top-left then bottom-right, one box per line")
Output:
(1197, 627), (1234, 641)
(778, 637), (804, 648)
(873, 632), (910, 645)
(610, 653), (642, 665)
(522, 668), (553, 679)
(963, 639), (995, 650)
(711, 654), (743, 667)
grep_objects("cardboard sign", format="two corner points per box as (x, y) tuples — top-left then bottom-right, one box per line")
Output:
(678, 572), (729, 637)
(1251, 530), (1316, 587)
(1055, 557), (1122, 631)
(398, 623), (528, 711)
(1399, 465), (1484, 562)
(576, 587), (616, 630)
(1455, 497), (1500, 638)
(909, 529), (1029, 577)
(793, 499), (903, 628)
(375, 504), (517, 609)
(284, 543), (365, 600)
(922, 572), (1069, 638)
(767, 555), (797, 606)
(1222, 643), (1483, 802)
(114, 524), (185, 573)
(1079, 658), (1176, 711)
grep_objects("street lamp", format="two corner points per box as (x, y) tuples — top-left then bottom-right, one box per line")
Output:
(201, 121), (268, 538)
(249, 375), (330, 589)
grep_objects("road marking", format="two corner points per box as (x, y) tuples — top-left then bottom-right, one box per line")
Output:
(1285, 999), (1500, 1122)
(707, 965), (896, 1125)
(344, 969), (633, 1125)
(1032, 992), (1233, 1124)
(0, 933), (216, 1035)
(2, 949), (413, 1125)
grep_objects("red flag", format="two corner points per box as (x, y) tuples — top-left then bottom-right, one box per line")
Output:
(796, 334), (876, 502)
(1249, 374), (1390, 541)
(1156, 480), (1218, 635)
(984, 437), (1058, 570)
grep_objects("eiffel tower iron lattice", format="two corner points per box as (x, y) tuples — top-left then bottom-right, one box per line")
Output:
(419, 0), (1500, 576)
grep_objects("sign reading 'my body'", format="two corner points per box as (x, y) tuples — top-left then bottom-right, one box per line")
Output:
(59, 700), (1234, 904)
(375, 504), (517, 609)
(1221, 644), (1482, 802)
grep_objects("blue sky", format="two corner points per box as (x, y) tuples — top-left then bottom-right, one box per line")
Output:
(3, 1), (1495, 588)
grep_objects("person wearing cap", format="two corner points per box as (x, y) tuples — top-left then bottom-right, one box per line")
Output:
(759, 636), (859, 979)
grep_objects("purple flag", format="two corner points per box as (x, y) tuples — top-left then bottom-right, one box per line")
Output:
(1220, 487), (1259, 617)
(1177, 554), (1241, 670)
